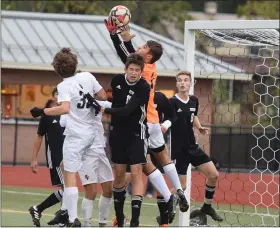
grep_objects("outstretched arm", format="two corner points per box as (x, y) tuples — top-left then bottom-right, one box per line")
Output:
(103, 83), (150, 117)
(110, 34), (130, 64)
(105, 17), (136, 64)
(103, 95), (142, 117)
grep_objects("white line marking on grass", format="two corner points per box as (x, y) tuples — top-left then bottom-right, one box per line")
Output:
(3, 190), (157, 206)
(1, 208), (154, 227)
(3, 190), (279, 218)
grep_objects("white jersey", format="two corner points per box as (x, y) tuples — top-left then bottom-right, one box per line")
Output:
(94, 101), (111, 147)
(57, 72), (102, 136)
(60, 101), (112, 147)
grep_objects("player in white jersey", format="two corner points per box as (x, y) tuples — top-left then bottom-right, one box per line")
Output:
(59, 100), (114, 227)
(30, 48), (107, 227)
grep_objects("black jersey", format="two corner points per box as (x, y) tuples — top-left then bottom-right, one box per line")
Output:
(37, 115), (65, 168)
(169, 94), (199, 148)
(154, 91), (176, 124)
(105, 74), (150, 138)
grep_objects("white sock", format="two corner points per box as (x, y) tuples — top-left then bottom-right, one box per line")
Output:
(81, 198), (93, 226)
(98, 195), (112, 224)
(148, 169), (171, 202)
(61, 189), (67, 211)
(64, 187), (79, 223)
(163, 163), (183, 191)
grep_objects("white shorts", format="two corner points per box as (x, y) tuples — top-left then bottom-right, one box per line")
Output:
(79, 147), (114, 185)
(147, 123), (165, 150)
(63, 134), (96, 172)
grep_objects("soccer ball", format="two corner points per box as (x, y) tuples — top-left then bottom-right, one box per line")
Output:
(109, 5), (131, 26)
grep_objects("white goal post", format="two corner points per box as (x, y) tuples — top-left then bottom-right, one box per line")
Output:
(180, 20), (279, 227)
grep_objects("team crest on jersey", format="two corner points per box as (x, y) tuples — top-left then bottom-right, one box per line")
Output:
(116, 85), (121, 89)
(190, 108), (196, 111)
(129, 90), (134, 95)
(177, 108), (182, 112)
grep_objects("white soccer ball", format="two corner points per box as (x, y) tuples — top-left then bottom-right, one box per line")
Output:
(109, 5), (131, 26)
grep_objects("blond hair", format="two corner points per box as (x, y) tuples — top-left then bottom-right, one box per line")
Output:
(175, 71), (192, 81)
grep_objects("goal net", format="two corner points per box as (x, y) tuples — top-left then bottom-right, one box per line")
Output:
(180, 20), (279, 227)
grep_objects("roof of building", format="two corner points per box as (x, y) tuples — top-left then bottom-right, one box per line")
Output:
(2, 10), (248, 79)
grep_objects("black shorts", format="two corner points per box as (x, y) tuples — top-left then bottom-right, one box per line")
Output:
(172, 145), (211, 175)
(125, 148), (164, 173)
(50, 166), (64, 187)
(110, 129), (148, 165)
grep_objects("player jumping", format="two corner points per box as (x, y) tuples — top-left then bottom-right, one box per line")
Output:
(105, 17), (189, 220)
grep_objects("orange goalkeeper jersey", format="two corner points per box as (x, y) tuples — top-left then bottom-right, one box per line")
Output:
(142, 63), (159, 124)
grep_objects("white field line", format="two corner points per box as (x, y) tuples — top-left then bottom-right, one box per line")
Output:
(3, 190), (278, 218)
(1, 208), (154, 227)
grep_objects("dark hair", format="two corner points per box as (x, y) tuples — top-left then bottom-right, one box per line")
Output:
(51, 48), (78, 78)
(52, 87), (58, 97)
(125, 53), (145, 71)
(176, 71), (192, 81)
(45, 99), (54, 108)
(147, 40), (163, 64)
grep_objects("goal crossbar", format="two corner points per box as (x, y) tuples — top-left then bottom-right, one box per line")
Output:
(185, 20), (279, 30)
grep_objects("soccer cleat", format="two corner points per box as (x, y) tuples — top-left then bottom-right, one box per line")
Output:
(47, 209), (69, 226)
(130, 221), (139, 227)
(111, 216), (129, 227)
(65, 218), (81, 227)
(200, 204), (224, 222)
(177, 189), (189, 212)
(167, 194), (179, 224)
(29, 206), (42, 227)
(190, 209), (207, 226)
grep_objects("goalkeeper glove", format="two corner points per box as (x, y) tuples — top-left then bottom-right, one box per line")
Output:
(30, 107), (45, 118)
(85, 93), (101, 116)
(112, 17), (136, 41)
(104, 16), (117, 34)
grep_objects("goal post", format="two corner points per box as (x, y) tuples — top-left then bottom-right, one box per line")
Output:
(180, 19), (279, 227)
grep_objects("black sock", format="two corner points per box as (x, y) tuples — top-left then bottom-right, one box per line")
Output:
(157, 196), (168, 225)
(204, 184), (216, 205)
(113, 186), (126, 226)
(130, 195), (143, 226)
(37, 190), (63, 213)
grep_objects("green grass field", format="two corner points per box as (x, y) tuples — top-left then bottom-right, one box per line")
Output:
(1, 186), (279, 227)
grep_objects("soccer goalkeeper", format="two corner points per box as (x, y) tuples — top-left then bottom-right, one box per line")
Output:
(105, 17), (189, 226)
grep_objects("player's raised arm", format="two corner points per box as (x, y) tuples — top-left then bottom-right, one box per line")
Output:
(105, 5), (135, 64)
(105, 18), (130, 64)
(120, 25), (136, 53)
